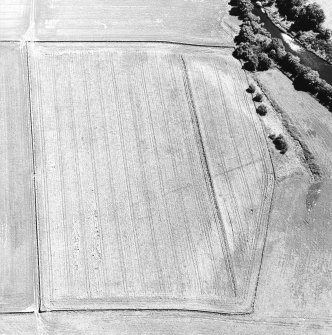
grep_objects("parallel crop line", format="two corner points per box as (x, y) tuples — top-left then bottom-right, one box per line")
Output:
(153, 53), (184, 291)
(67, 58), (91, 297)
(168, 55), (222, 296)
(129, 53), (166, 293)
(213, 61), (252, 244)
(108, 53), (147, 294)
(80, 53), (108, 296)
(195, 60), (247, 254)
(234, 66), (272, 254)
(180, 55), (237, 296)
(232, 64), (265, 191)
(96, 51), (128, 295)
(50, 55), (71, 291)
(166, 55), (205, 294)
(216, 60), (255, 240)
(223, 60), (257, 207)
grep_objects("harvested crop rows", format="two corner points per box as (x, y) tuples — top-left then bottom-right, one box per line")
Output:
(29, 43), (274, 313)
(0, 43), (36, 312)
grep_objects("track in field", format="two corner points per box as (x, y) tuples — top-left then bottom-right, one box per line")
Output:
(29, 43), (274, 313)
(0, 43), (36, 313)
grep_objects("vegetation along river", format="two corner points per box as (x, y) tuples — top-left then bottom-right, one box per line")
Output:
(253, 7), (332, 86)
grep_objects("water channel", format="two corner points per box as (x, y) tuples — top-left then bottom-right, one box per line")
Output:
(252, 7), (332, 86)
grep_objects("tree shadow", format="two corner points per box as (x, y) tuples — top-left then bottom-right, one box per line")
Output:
(228, 0), (241, 17)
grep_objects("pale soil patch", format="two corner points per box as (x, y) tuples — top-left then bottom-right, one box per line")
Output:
(34, 0), (239, 44)
(0, 43), (36, 312)
(29, 43), (273, 313)
(0, 0), (31, 40)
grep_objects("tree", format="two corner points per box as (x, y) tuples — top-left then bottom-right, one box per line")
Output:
(244, 54), (259, 71)
(256, 104), (268, 115)
(294, 3), (326, 31)
(233, 42), (253, 61)
(317, 27), (332, 41)
(235, 25), (256, 44)
(258, 52), (272, 70)
(237, 0), (254, 18)
(247, 82), (257, 93)
(273, 134), (288, 154)
(254, 91), (264, 102)
(270, 37), (285, 52)
(317, 80), (332, 108)
(294, 68), (320, 92)
(255, 34), (272, 52)
(276, 0), (304, 20)
(280, 52), (301, 75)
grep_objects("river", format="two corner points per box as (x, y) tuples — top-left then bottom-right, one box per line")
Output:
(252, 7), (332, 86)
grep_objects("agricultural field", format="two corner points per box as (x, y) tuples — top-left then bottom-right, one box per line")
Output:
(0, 43), (36, 312)
(0, 0), (31, 40)
(1, 0), (331, 332)
(0, 0), (240, 44)
(28, 43), (273, 313)
(33, 0), (239, 44)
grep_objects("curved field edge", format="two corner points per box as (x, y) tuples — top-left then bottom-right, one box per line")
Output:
(183, 53), (274, 312)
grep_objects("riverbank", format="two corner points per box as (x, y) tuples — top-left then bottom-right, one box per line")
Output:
(262, 3), (332, 65)
(251, 7), (332, 87)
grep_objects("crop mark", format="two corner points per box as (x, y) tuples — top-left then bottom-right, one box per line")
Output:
(193, 59), (247, 253)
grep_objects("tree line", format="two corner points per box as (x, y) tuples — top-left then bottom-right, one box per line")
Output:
(232, 0), (332, 111)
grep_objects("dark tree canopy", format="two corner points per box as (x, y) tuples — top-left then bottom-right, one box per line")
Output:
(294, 3), (326, 31)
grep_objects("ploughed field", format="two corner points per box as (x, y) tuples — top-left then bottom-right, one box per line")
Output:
(0, 43), (274, 314)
